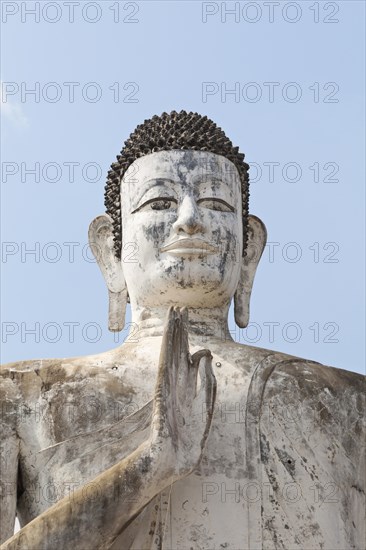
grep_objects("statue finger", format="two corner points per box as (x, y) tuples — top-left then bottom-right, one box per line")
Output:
(181, 347), (200, 404)
(155, 306), (177, 407)
(194, 352), (217, 440)
(176, 307), (191, 395)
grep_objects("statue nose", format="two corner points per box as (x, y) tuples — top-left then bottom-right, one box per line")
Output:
(172, 196), (205, 235)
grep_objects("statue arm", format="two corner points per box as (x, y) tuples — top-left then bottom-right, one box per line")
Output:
(1, 308), (216, 549)
(1, 439), (171, 549)
(0, 375), (20, 544)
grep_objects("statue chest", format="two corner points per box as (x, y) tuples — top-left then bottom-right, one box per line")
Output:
(162, 373), (253, 550)
(17, 355), (252, 525)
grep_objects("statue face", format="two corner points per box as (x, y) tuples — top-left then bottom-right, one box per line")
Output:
(121, 150), (243, 309)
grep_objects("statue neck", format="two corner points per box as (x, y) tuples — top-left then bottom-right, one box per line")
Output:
(127, 303), (233, 342)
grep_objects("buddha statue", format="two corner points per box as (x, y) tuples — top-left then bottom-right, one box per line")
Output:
(1, 111), (364, 550)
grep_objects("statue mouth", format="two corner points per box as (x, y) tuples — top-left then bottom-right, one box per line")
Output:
(160, 238), (219, 255)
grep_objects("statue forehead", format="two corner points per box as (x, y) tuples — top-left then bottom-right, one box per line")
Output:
(122, 150), (241, 186)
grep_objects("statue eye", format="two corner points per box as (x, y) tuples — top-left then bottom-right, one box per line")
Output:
(150, 199), (176, 211)
(133, 197), (177, 213)
(197, 198), (234, 212)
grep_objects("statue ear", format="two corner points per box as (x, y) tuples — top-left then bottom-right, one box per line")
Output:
(234, 215), (267, 328)
(88, 215), (127, 332)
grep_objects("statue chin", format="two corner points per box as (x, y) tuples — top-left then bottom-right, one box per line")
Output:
(128, 276), (235, 310)
(123, 248), (241, 312)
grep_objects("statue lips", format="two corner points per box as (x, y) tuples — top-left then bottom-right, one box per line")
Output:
(159, 237), (219, 256)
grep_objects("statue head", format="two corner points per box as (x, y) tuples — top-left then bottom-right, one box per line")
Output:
(89, 111), (267, 332)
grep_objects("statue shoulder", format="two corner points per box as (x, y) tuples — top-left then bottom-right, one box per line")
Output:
(228, 340), (364, 396)
(0, 349), (124, 396)
(262, 358), (365, 455)
(268, 357), (364, 400)
(0, 362), (22, 432)
(228, 342), (364, 442)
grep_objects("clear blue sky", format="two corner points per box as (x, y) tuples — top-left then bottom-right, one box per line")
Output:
(1, 0), (365, 374)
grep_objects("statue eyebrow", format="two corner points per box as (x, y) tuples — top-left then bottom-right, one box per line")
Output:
(138, 177), (175, 190)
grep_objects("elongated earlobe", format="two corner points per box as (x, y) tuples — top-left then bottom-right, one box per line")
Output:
(89, 215), (127, 332)
(234, 215), (267, 328)
(108, 289), (127, 332)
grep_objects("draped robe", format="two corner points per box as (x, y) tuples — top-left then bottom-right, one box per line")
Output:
(2, 350), (365, 549)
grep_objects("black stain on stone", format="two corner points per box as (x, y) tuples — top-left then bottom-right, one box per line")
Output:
(274, 447), (296, 477)
(267, 469), (279, 493)
(139, 454), (152, 475)
(351, 484), (364, 494)
(260, 433), (270, 465)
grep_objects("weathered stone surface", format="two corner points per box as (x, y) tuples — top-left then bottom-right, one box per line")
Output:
(1, 128), (364, 549)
